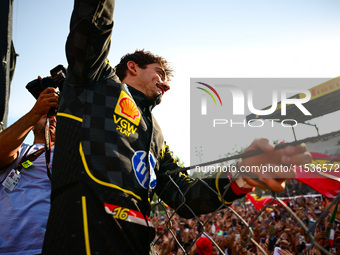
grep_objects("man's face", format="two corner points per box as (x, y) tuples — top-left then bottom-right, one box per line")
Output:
(33, 115), (57, 142)
(135, 63), (170, 102)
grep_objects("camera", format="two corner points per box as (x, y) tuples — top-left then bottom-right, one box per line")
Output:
(26, 65), (66, 115)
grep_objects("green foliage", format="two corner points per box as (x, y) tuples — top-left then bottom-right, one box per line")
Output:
(175, 156), (185, 167)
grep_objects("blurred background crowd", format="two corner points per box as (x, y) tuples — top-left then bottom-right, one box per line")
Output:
(151, 181), (340, 255)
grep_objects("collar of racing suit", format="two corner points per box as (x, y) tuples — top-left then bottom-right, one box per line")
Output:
(126, 85), (162, 112)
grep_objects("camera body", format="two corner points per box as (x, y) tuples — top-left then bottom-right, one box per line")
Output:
(26, 65), (66, 115)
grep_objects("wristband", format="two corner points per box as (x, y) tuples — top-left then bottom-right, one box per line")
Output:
(235, 175), (254, 189)
(231, 162), (254, 189)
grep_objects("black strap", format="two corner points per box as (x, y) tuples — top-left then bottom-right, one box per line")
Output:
(16, 146), (45, 171)
(1, 117), (54, 184)
(45, 118), (52, 180)
(0, 145), (45, 184)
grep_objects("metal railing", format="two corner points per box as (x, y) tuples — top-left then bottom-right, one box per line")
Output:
(151, 131), (340, 255)
(152, 178), (339, 254)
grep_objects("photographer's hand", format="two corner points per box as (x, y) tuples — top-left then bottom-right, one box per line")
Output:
(29, 87), (59, 118)
(0, 87), (59, 169)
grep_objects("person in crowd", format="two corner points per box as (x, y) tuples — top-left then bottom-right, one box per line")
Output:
(42, 0), (311, 254)
(0, 87), (58, 254)
(194, 224), (215, 255)
(150, 193), (339, 254)
(322, 196), (340, 220)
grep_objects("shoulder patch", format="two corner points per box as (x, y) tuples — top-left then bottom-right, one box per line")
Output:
(114, 90), (141, 126)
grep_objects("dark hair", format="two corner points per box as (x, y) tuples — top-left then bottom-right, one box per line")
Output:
(115, 49), (173, 81)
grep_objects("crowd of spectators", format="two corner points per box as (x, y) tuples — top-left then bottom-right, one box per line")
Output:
(150, 191), (340, 255)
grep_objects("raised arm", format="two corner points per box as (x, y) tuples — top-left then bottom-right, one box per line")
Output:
(66, 0), (116, 85)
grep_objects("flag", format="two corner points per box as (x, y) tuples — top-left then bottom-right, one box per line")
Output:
(246, 194), (287, 211)
(295, 152), (340, 198)
(327, 203), (338, 247)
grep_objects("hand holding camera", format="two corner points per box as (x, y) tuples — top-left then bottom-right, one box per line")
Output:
(30, 87), (59, 118)
(26, 65), (65, 116)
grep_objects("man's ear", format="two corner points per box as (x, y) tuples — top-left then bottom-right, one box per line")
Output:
(126, 61), (138, 76)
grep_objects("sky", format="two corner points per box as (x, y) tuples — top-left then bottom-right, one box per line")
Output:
(7, 0), (340, 166)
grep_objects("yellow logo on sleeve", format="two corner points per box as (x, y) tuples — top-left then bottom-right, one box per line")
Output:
(114, 91), (141, 126)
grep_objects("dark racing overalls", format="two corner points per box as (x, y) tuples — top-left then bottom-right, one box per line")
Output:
(42, 0), (245, 254)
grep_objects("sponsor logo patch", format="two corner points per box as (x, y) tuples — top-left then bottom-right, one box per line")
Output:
(132, 151), (157, 189)
(113, 115), (137, 137)
(114, 91), (141, 126)
(104, 203), (154, 227)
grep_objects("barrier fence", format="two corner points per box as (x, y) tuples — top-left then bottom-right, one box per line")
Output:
(151, 132), (340, 255)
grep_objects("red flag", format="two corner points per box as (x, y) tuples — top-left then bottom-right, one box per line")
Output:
(295, 152), (340, 198)
(246, 194), (286, 211)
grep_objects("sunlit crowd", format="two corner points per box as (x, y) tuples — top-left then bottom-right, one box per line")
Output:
(151, 183), (340, 255)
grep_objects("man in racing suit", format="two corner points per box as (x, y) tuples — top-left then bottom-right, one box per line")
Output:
(42, 0), (311, 254)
